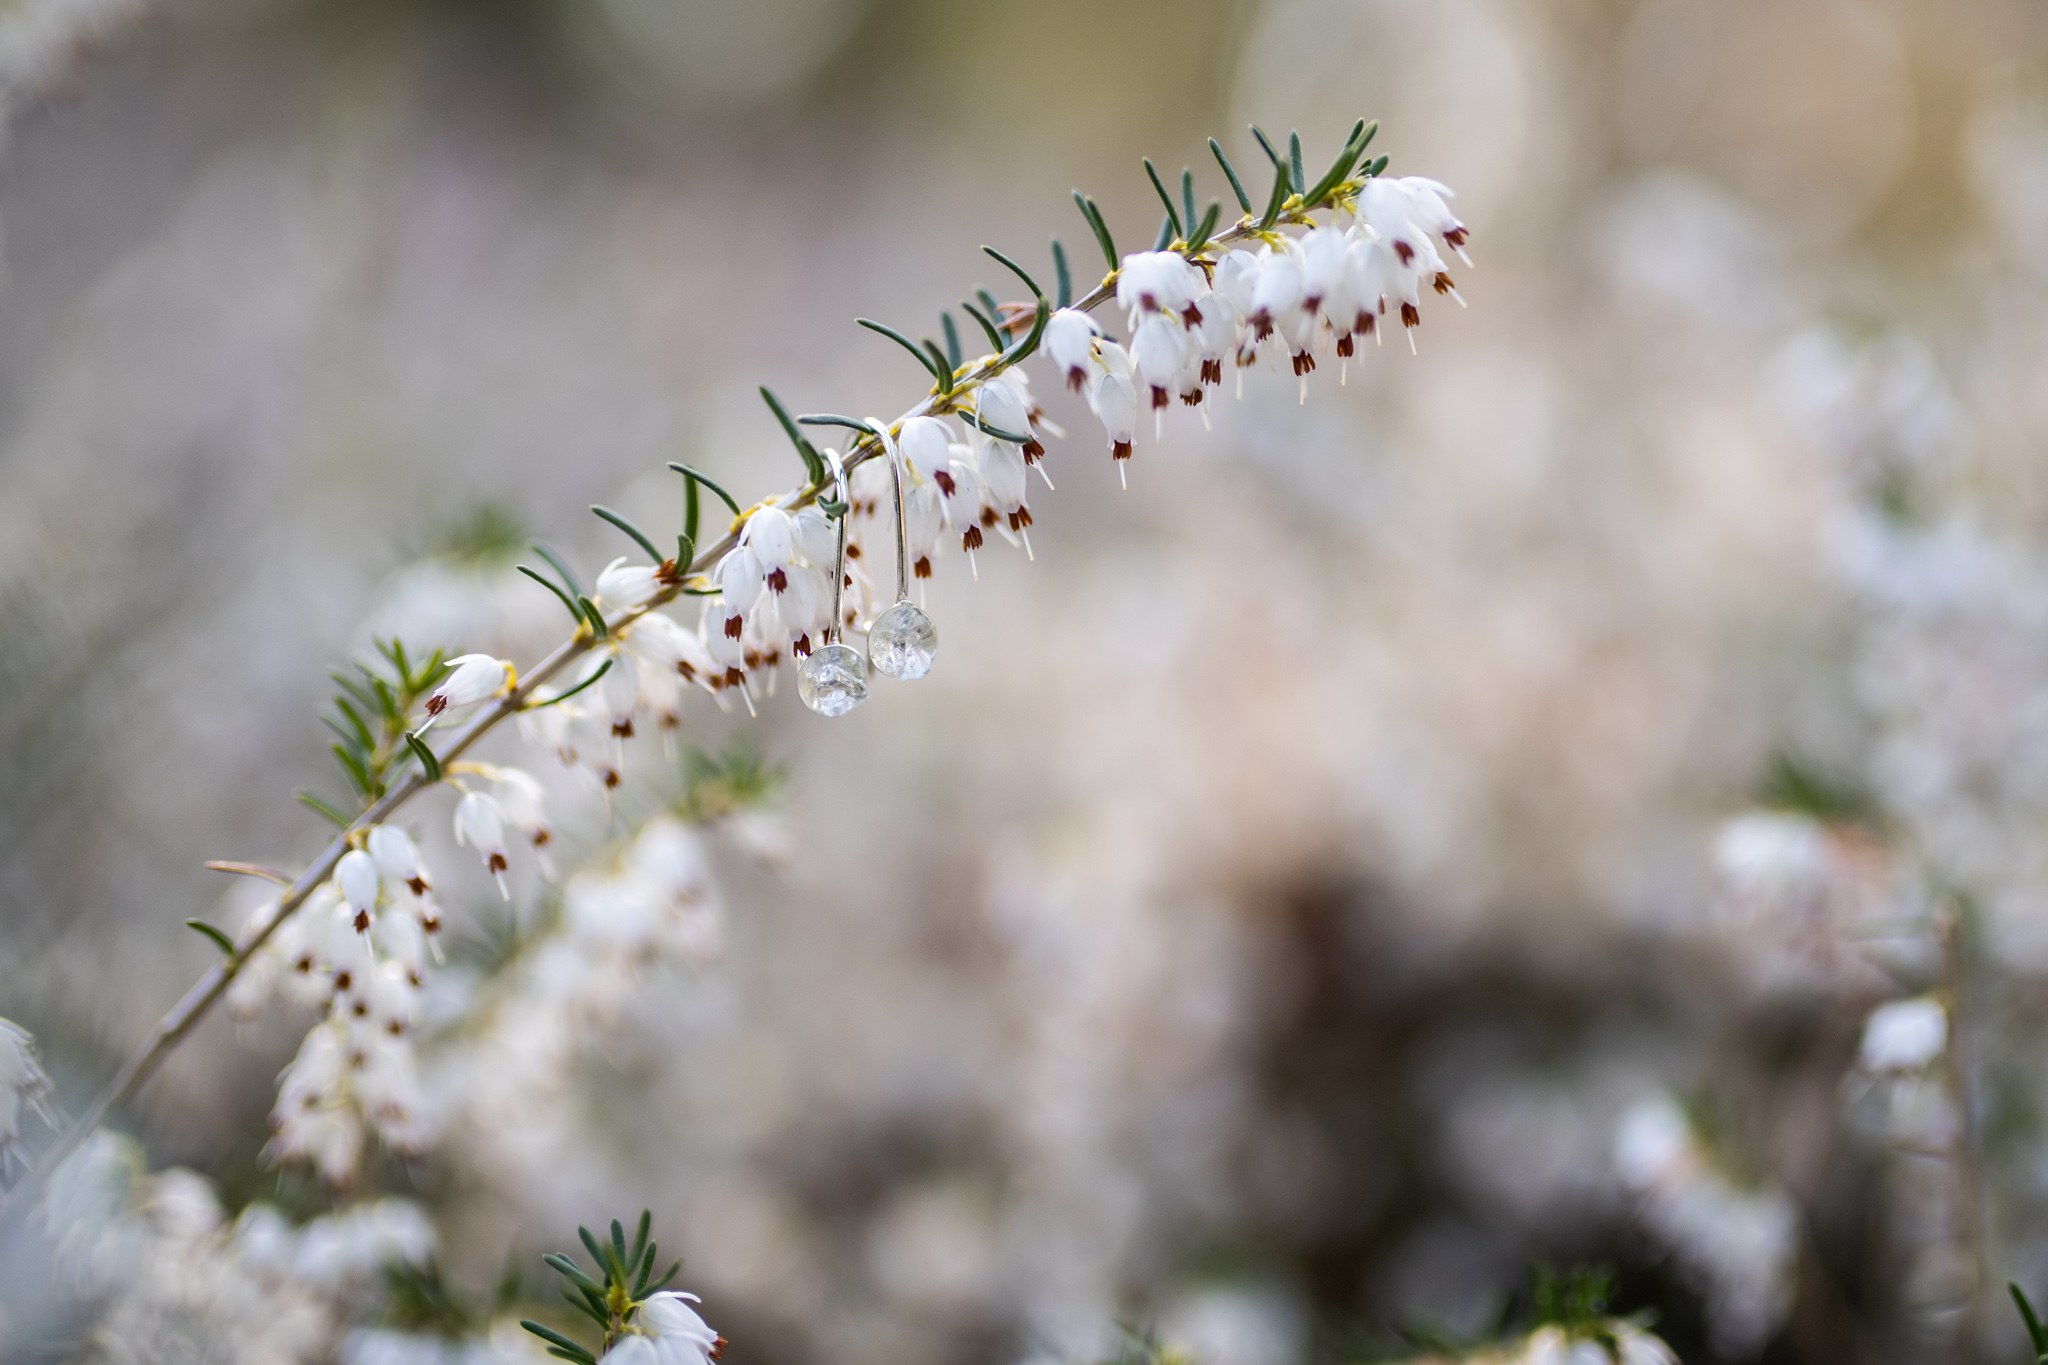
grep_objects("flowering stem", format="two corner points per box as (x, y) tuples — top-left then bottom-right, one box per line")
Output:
(0, 186), (1355, 1225)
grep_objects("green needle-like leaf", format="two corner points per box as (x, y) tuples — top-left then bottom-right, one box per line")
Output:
(1210, 138), (1253, 212)
(857, 318), (944, 383)
(1304, 118), (1376, 207)
(665, 464), (742, 519)
(1074, 191), (1113, 268)
(404, 732), (443, 784)
(1249, 124), (1282, 167)
(983, 244), (1044, 301)
(759, 388), (826, 486)
(630, 1211), (652, 1271)
(1188, 201), (1221, 251)
(1050, 237), (1071, 309)
(1364, 153), (1388, 178)
(333, 696), (375, 749)
(590, 505), (663, 564)
(1259, 156), (1291, 228)
(959, 300), (1005, 353)
(521, 1321), (597, 1365)
(296, 791), (352, 827)
(962, 408), (1034, 445)
(795, 413), (871, 434)
(531, 542), (584, 599)
(331, 743), (373, 796)
(2015, 1283), (2048, 1355)
(1152, 213), (1175, 251)
(369, 675), (399, 723)
(645, 1258), (683, 1295)
(575, 595), (608, 640)
(1083, 195), (1117, 269)
(1181, 168), (1197, 239)
(1287, 130), (1305, 194)
(610, 1220), (629, 1279)
(184, 920), (236, 955)
(518, 565), (586, 625)
(920, 339), (955, 393)
(1142, 158), (1181, 238)
(999, 295), (1049, 366)
(941, 312), (963, 369)
(576, 1228), (608, 1279)
(632, 1241), (660, 1297)
(545, 1253), (607, 1297)
(528, 657), (611, 710)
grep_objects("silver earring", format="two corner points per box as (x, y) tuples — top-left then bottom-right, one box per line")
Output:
(796, 449), (869, 717)
(866, 424), (938, 680)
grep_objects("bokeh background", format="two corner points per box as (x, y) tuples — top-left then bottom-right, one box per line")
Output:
(2, 0), (2045, 1360)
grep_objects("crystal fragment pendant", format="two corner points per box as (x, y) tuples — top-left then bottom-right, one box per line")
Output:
(867, 601), (938, 680)
(797, 642), (869, 717)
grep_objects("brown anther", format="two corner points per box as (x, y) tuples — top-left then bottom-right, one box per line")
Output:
(406, 875), (429, 896)
(1181, 389), (1203, 407)
(1201, 359), (1222, 385)
(962, 525), (984, 551)
(1292, 352), (1316, 376)
(793, 634), (813, 657)
(422, 915), (441, 933)
(603, 769), (621, 790)
(1445, 227), (1469, 249)
(723, 616), (743, 640)
(743, 648), (761, 669)
(1302, 293), (1323, 314)
(1336, 334), (1355, 358)
(1359, 312), (1377, 334)
(677, 660), (697, 681)
(386, 1020), (404, 1036)
(334, 970), (353, 991)
(914, 556), (932, 579)
(723, 666), (745, 688)
(294, 955), (314, 974)
(347, 1050), (367, 1071)
(352, 1000), (368, 1017)
(1400, 303), (1421, 327)
(611, 718), (634, 738)
(488, 852), (509, 874)
(1393, 240), (1415, 266)
(1064, 366), (1087, 393)
(353, 909), (371, 933)
(1181, 302), (1204, 327)
(532, 828), (551, 848)
(710, 1338), (728, 1362)
(767, 567), (788, 593)
(1009, 507), (1034, 531)
(425, 695), (448, 717)
(980, 506), (998, 529)
(934, 470), (957, 497)
(656, 558), (681, 585)
(1112, 440), (1133, 461)
(1150, 386), (1170, 410)
(1023, 438), (1045, 460)
(1433, 272), (1455, 295)
(846, 542), (861, 559)
(1249, 311), (1275, 340)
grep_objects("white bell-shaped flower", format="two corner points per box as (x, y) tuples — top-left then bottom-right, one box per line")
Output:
(897, 416), (954, 481)
(714, 545), (761, 639)
(335, 850), (381, 933)
(742, 505), (795, 575)
(423, 654), (507, 720)
(595, 558), (661, 611)
(600, 649), (641, 738)
(1117, 249), (1202, 324)
(1131, 314), (1187, 413)
(906, 482), (944, 580)
(1043, 308), (1101, 391)
(453, 791), (511, 898)
(792, 506), (837, 570)
(367, 825), (428, 898)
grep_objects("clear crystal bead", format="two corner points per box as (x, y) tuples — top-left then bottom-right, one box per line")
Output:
(868, 601), (938, 680)
(797, 642), (868, 716)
